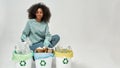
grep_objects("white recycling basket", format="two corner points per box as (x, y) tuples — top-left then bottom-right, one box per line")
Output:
(55, 50), (73, 68)
(34, 53), (54, 68)
(12, 51), (33, 68)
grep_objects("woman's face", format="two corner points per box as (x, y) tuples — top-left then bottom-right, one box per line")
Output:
(35, 8), (43, 21)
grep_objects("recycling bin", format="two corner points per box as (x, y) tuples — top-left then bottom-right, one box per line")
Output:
(55, 50), (73, 68)
(34, 53), (54, 68)
(12, 51), (33, 68)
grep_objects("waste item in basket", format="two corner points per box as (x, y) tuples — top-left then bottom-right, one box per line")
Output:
(12, 51), (33, 68)
(34, 47), (54, 53)
(55, 46), (73, 68)
(34, 52), (54, 68)
(14, 41), (31, 54)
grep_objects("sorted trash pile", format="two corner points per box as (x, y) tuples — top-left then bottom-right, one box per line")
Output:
(12, 39), (33, 61)
(12, 39), (73, 68)
(34, 47), (54, 53)
(54, 46), (73, 58)
(55, 46), (72, 52)
(14, 42), (31, 54)
(33, 47), (54, 68)
(54, 46), (73, 68)
(12, 39), (33, 68)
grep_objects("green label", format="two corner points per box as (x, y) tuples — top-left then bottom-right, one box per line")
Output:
(40, 60), (46, 66)
(20, 60), (26, 66)
(63, 58), (69, 64)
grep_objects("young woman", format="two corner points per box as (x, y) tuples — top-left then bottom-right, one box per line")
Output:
(21, 3), (60, 51)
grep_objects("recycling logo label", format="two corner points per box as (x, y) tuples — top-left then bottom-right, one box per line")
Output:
(63, 58), (69, 64)
(20, 60), (26, 66)
(40, 60), (46, 66)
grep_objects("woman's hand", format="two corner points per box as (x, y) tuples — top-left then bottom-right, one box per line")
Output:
(43, 39), (51, 47)
(21, 34), (27, 42)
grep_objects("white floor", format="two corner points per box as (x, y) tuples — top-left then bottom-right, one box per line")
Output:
(0, 42), (120, 68)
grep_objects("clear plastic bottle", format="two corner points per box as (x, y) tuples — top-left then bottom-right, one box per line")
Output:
(15, 40), (31, 54)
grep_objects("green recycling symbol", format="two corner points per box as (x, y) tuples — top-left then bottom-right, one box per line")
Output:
(63, 58), (69, 64)
(20, 60), (26, 66)
(40, 60), (46, 66)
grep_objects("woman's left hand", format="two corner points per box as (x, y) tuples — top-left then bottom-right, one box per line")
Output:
(43, 39), (51, 47)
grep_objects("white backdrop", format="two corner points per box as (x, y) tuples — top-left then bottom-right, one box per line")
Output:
(0, 0), (120, 68)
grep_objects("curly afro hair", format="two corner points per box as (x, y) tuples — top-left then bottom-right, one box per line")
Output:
(27, 3), (51, 23)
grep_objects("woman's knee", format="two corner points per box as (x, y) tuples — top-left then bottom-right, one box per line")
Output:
(53, 34), (60, 41)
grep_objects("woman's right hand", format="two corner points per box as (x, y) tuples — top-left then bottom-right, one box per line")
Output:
(21, 34), (27, 42)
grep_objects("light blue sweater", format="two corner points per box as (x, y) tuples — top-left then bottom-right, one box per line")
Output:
(21, 19), (52, 44)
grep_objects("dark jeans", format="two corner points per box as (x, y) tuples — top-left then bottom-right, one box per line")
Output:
(29, 34), (60, 51)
